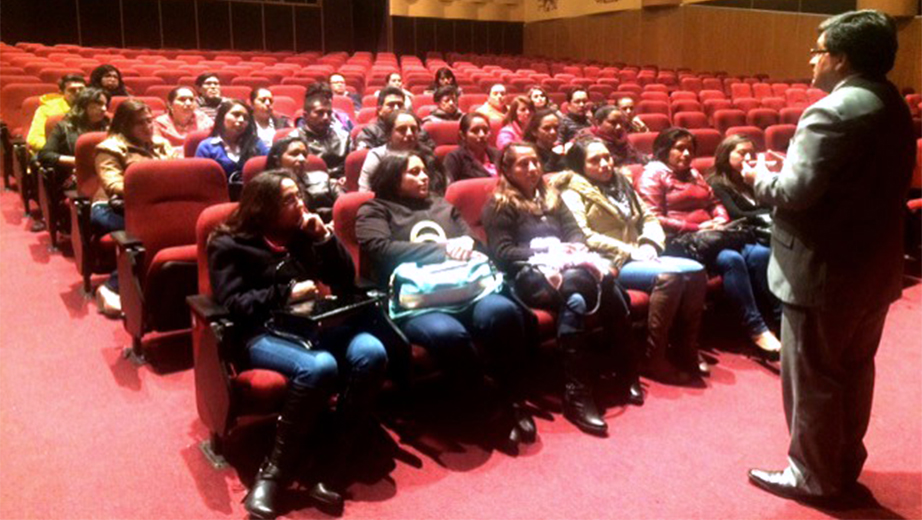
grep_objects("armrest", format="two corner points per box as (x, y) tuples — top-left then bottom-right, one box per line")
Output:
(111, 230), (144, 251)
(187, 294), (232, 322)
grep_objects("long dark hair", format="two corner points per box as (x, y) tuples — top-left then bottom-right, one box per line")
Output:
(66, 87), (110, 133)
(266, 135), (308, 170)
(109, 99), (151, 144)
(458, 112), (492, 149)
(502, 96), (534, 127)
(523, 109), (558, 145)
(430, 67), (458, 91)
(567, 136), (635, 193)
(214, 169), (299, 239)
(493, 141), (559, 214)
(89, 65), (128, 97)
(652, 127), (696, 164)
(211, 99), (263, 164)
(708, 134), (756, 197)
(368, 151), (426, 201)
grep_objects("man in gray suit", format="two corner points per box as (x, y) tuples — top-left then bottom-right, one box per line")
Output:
(742, 10), (916, 503)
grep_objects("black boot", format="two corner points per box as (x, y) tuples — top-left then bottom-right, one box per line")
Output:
(560, 335), (607, 436)
(244, 385), (326, 520)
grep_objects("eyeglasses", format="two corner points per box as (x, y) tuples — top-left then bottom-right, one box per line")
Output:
(809, 48), (830, 56)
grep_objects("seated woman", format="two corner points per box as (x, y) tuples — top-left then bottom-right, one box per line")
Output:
(578, 106), (648, 166)
(266, 136), (340, 223)
(251, 87), (292, 148)
(426, 67), (462, 95)
(195, 72), (224, 121)
(356, 152), (534, 454)
(523, 109), (566, 173)
(153, 86), (213, 152)
(557, 137), (708, 385)
(483, 142), (633, 436)
(208, 170), (388, 518)
(443, 112), (501, 183)
(93, 99), (174, 316)
(357, 109), (444, 195)
(707, 135), (772, 226)
(195, 99), (269, 180)
(496, 96), (534, 151)
(89, 65), (129, 100)
(527, 86), (561, 115)
(637, 128), (781, 357)
(39, 87), (109, 173)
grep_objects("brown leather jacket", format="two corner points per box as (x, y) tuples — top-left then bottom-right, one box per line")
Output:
(93, 134), (174, 202)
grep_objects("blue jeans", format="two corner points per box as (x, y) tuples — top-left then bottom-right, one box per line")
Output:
(247, 329), (387, 404)
(90, 203), (124, 292)
(713, 243), (774, 336)
(618, 256), (705, 291)
(400, 294), (526, 374)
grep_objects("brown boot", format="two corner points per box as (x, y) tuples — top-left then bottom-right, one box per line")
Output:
(641, 273), (693, 385)
(672, 270), (709, 376)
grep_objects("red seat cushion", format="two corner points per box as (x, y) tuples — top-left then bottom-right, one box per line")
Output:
(234, 369), (289, 414)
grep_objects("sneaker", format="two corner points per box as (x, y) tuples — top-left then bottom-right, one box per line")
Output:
(96, 285), (122, 318)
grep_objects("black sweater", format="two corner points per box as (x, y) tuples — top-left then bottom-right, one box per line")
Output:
(482, 196), (585, 275)
(207, 230), (357, 343)
(443, 145), (501, 183)
(356, 196), (474, 288)
(707, 178), (771, 220)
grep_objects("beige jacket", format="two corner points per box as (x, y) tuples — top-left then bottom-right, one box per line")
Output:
(93, 134), (174, 202)
(555, 171), (665, 269)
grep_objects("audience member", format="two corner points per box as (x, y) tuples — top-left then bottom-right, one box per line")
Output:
(305, 81), (354, 133)
(354, 87), (434, 151)
(496, 96), (534, 150)
(637, 128), (781, 359)
(558, 136), (707, 387)
(266, 136), (340, 223)
(39, 87), (109, 171)
(707, 135), (772, 225)
(379, 72), (414, 108)
(93, 99), (174, 317)
(616, 97), (649, 133)
(89, 65), (128, 100)
(358, 109), (443, 194)
(195, 99), (268, 179)
(443, 112), (500, 182)
(527, 86), (560, 114)
(329, 73), (362, 112)
(27, 73), (86, 152)
(580, 106), (648, 166)
(422, 85), (463, 123)
(427, 67), (461, 95)
(153, 86), (213, 152)
(296, 92), (351, 180)
(483, 142), (632, 436)
(356, 151), (533, 454)
(195, 72), (224, 121)
(558, 87), (592, 144)
(523, 109), (565, 173)
(208, 170), (387, 518)
(477, 84), (508, 123)
(250, 87), (291, 148)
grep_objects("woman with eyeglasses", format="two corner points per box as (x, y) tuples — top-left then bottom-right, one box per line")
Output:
(208, 169), (387, 519)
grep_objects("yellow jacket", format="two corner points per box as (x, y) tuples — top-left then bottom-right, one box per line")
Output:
(93, 134), (174, 202)
(27, 94), (70, 152)
(555, 171), (666, 269)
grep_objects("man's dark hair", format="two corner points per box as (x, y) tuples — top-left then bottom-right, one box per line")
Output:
(652, 127), (696, 164)
(819, 10), (898, 77)
(566, 87), (588, 103)
(306, 81), (334, 100)
(377, 86), (405, 108)
(195, 72), (220, 88)
(433, 85), (458, 105)
(303, 92), (332, 113)
(58, 73), (86, 91)
(593, 105), (619, 125)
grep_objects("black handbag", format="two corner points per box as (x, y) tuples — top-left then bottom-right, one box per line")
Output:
(665, 219), (758, 267)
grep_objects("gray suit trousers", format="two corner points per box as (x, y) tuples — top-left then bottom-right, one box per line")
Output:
(781, 302), (890, 495)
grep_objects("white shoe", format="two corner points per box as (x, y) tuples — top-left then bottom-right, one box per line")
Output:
(96, 284), (122, 318)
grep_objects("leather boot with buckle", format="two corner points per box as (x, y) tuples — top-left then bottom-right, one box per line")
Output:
(560, 335), (607, 436)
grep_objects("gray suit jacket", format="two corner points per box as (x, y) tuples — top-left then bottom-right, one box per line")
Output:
(753, 75), (915, 309)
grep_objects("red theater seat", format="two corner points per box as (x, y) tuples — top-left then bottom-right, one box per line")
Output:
(765, 124), (796, 153)
(724, 126), (765, 151)
(746, 108), (780, 130)
(67, 132), (115, 293)
(713, 109), (747, 134)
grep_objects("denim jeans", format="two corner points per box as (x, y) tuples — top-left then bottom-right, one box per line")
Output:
(247, 329), (387, 400)
(713, 243), (775, 336)
(400, 294), (526, 374)
(618, 256), (705, 292)
(90, 203), (124, 292)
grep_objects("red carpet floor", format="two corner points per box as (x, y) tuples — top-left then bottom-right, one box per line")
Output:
(1, 188), (920, 520)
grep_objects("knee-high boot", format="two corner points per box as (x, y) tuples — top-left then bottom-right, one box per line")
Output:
(642, 273), (693, 385)
(672, 270), (708, 376)
(560, 334), (608, 436)
(244, 385), (327, 520)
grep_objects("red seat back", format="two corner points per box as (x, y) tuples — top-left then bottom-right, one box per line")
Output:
(184, 129), (213, 159)
(713, 109), (747, 134)
(636, 113), (671, 133)
(765, 124), (796, 153)
(673, 111), (709, 130)
(444, 177), (499, 243)
(110, 96), (167, 115)
(423, 120), (461, 146)
(74, 132), (109, 198)
(746, 108), (780, 130)
(0, 83), (57, 135)
(124, 159), (229, 273)
(724, 126), (766, 151)
(196, 203), (239, 296)
(241, 156), (268, 184)
(689, 128), (723, 158)
(780, 106), (804, 125)
(627, 131), (659, 155)
(344, 148), (370, 192)
(332, 191), (375, 275)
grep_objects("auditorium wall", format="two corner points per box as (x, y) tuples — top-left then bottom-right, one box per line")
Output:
(523, 5), (922, 92)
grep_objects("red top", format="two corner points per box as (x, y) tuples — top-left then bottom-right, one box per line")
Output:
(636, 160), (729, 234)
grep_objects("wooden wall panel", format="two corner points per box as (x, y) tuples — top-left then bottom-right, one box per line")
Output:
(525, 5), (921, 92)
